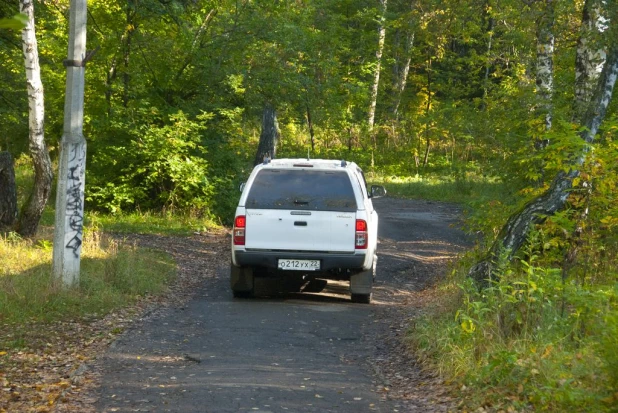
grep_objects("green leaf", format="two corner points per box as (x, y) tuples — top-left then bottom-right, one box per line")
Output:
(0, 13), (28, 30)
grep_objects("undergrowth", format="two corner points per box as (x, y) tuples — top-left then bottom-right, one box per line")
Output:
(372, 174), (515, 207)
(87, 210), (221, 236)
(410, 138), (618, 411)
(12, 155), (222, 236)
(0, 227), (176, 344)
(413, 247), (618, 411)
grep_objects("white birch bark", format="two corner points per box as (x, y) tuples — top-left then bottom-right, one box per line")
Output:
(21, 0), (44, 153)
(535, 0), (555, 132)
(368, 0), (387, 132)
(482, 15), (494, 101)
(574, 0), (608, 122)
(17, 0), (53, 237)
(392, 32), (414, 119)
(175, 8), (217, 81)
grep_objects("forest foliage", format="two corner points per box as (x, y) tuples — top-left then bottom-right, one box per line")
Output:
(3, 0), (609, 219)
(1, 0), (618, 411)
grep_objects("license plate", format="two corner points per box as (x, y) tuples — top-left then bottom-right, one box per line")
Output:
(277, 259), (320, 271)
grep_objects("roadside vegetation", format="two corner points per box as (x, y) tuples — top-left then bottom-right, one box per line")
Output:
(1, 165), (186, 412)
(2, 161), (179, 343)
(0, 225), (176, 412)
(0, 228), (175, 329)
(410, 135), (618, 411)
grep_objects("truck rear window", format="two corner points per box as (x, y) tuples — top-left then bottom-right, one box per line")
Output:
(246, 169), (358, 212)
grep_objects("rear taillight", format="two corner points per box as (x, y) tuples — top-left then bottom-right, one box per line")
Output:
(355, 219), (367, 249)
(234, 215), (246, 245)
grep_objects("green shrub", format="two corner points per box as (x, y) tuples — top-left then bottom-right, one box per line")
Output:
(413, 247), (617, 411)
(88, 110), (214, 215)
(411, 133), (618, 411)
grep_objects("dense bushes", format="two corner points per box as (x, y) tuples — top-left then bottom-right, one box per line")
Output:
(87, 110), (214, 215)
(423, 250), (617, 411)
(411, 126), (618, 411)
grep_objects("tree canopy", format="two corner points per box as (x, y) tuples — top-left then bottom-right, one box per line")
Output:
(0, 0), (616, 223)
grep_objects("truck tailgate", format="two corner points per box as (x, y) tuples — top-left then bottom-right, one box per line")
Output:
(245, 209), (356, 253)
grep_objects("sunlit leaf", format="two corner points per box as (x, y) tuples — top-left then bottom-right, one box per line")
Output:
(0, 14), (28, 30)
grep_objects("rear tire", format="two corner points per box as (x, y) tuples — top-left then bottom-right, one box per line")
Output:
(350, 268), (373, 301)
(351, 293), (371, 304)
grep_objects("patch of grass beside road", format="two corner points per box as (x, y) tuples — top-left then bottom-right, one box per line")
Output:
(1, 158), (213, 411)
(0, 225), (176, 412)
(371, 174), (512, 205)
(87, 210), (220, 236)
(410, 256), (618, 412)
(0, 227), (175, 336)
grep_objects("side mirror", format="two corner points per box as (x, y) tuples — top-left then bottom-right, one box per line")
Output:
(370, 185), (386, 198)
(239, 182), (246, 192)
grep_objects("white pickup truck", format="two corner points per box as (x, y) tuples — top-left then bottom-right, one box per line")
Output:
(230, 158), (385, 303)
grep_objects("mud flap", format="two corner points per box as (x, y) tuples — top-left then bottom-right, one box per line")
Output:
(230, 263), (254, 292)
(350, 268), (373, 295)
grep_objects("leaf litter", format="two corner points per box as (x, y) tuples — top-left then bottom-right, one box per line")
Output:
(0, 232), (227, 413)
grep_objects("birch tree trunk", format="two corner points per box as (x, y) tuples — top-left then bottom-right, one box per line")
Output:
(368, 0), (387, 132)
(253, 103), (280, 166)
(392, 31), (414, 119)
(175, 8), (217, 81)
(573, 0), (607, 122)
(422, 53), (432, 167)
(535, 0), (555, 133)
(17, 0), (53, 238)
(105, 56), (117, 116)
(469, 38), (618, 285)
(482, 3), (494, 103)
(306, 104), (315, 151)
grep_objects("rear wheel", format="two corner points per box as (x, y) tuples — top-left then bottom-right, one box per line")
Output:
(351, 293), (371, 304)
(350, 267), (373, 304)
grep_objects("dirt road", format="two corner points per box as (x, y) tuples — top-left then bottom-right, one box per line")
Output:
(93, 198), (471, 412)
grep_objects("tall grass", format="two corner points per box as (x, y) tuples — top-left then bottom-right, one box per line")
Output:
(407, 160), (618, 411)
(0, 227), (175, 331)
(87, 210), (220, 236)
(412, 248), (618, 411)
(372, 174), (515, 206)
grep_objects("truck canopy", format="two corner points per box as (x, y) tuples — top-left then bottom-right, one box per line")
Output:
(244, 169), (358, 253)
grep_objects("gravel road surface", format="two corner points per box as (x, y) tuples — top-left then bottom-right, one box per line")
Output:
(93, 197), (471, 412)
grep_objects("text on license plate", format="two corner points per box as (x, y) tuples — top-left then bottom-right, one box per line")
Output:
(278, 259), (320, 271)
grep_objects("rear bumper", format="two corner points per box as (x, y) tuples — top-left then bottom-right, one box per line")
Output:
(234, 250), (366, 272)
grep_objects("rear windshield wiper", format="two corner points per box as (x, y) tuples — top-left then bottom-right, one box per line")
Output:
(294, 199), (309, 205)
